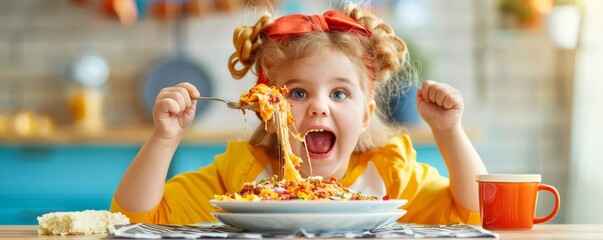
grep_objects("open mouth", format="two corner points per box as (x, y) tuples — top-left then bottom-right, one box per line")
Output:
(304, 129), (336, 156)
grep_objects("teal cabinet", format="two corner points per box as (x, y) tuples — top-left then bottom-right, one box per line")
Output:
(0, 144), (443, 225)
(0, 144), (224, 225)
(415, 145), (448, 178)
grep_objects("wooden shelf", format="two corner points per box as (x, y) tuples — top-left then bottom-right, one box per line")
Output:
(0, 124), (446, 146)
(0, 125), (252, 145)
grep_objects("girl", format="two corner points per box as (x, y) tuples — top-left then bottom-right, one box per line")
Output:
(111, 4), (487, 225)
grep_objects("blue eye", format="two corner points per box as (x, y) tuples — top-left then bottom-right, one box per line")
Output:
(290, 89), (307, 99)
(331, 90), (347, 100)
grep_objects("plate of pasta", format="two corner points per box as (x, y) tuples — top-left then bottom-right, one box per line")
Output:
(210, 199), (407, 214)
(211, 210), (406, 233)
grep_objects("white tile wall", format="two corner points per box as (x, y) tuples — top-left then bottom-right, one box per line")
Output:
(410, 0), (571, 223)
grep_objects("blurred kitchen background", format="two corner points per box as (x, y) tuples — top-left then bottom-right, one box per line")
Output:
(1, 0), (602, 224)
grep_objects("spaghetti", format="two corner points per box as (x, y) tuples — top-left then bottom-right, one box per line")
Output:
(215, 84), (379, 201)
(214, 176), (378, 201)
(238, 84), (304, 181)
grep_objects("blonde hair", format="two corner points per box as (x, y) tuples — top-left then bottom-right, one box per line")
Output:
(228, 4), (419, 153)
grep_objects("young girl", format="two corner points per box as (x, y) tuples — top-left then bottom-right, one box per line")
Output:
(111, 4), (487, 225)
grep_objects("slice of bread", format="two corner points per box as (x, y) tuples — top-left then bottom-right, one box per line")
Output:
(37, 210), (130, 235)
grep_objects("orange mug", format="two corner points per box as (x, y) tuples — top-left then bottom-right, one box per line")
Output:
(476, 174), (560, 230)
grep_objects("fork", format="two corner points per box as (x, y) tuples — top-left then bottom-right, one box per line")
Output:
(192, 96), (257, 110)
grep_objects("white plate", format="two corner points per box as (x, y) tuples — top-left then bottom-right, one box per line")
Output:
(209, 199), (407, 213)
(211, 210), (406, 233)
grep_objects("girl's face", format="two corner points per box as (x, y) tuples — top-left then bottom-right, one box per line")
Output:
(272, 49), (374, 179)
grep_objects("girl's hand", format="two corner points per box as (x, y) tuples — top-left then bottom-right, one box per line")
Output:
(416, 80), (464, 131)
(152, 82), (200, 140)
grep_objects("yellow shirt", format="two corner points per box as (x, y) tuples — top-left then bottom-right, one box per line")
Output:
(110, 134), (480, 225)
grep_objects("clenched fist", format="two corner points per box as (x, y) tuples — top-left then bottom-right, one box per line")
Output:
(416, 80), (464, 131)
(152, 82), (200, 140)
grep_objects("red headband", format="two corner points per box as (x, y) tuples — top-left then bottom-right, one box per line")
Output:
(257, 10), (374, 92)
(264, 10), (371, 41)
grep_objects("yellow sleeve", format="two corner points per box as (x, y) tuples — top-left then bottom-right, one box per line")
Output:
(372, 135), (480, 225)
(110, 162), (226, 224)
(110, 141), (266, 225)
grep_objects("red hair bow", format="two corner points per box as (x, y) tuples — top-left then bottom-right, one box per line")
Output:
(264, 10), (371, 41)
(257, 10), (372, 85)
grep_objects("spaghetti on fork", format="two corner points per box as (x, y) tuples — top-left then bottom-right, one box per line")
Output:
(238, 83), (304, 181)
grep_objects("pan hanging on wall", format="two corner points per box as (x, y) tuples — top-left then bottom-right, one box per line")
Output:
(141, 3), (214, 121)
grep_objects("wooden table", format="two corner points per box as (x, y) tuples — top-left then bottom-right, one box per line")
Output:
(1, 225), (602, 239)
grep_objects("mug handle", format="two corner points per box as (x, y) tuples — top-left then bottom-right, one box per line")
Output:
(534, 184), (560, 224)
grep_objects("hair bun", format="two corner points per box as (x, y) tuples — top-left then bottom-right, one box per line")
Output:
(228, 15), (273, 80)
